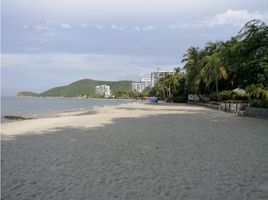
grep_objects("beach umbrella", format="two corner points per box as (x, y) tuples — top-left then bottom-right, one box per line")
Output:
(232, 88), (246, 96)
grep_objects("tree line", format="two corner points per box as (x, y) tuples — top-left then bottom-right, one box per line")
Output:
(150, 19), (268, 107)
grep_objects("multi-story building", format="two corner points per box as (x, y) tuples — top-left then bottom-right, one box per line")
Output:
(95, 85), (111, 98)
(132, 77), (151, 93)
(140, 78), (151, 92)
(151, 71), (174, 87)
(131, 82), (142, 93)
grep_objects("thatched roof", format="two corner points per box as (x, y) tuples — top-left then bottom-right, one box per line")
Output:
(232, 88), (246, 96)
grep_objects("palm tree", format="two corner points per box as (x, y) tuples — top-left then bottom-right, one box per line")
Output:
(156, 72), (179, 102)
(171, 70), (180, 97)
(157, 77), (168, 101)
(182, 47), (204, 94)
(201, 53), (228, 100)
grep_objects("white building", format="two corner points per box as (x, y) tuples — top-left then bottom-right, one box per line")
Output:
(95, 85), (111, 98)
(132, 77), (151, 93)
(131, 82), (142, 93)
(151, 71), (174, 87)
(140, 78), (151, 92)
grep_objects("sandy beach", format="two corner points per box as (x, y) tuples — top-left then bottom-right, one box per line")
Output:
(1, 102), (268, 199)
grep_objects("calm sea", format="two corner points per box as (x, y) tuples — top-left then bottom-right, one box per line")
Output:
(1, 97), (130, 123)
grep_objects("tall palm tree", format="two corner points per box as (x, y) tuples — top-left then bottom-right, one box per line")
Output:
(201, 53), (228, 100)
(182, 47), (203, 93)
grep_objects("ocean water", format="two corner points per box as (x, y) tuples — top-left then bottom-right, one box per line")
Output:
(1, 97), (130, 123)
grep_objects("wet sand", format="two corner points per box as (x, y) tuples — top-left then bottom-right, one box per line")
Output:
(1, 102), (268, 199)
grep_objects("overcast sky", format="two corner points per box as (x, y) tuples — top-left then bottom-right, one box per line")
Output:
(2, 0), (268, 96)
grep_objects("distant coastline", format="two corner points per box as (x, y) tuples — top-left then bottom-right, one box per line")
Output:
(2, 96), (131, 123)
(17, 78), (133, 98)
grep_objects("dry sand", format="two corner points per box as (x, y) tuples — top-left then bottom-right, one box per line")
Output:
(1, 102), (208, 137)
(1, 102), (268, 199)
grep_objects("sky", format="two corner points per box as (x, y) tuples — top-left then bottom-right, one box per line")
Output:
(2, 0), (268, 96)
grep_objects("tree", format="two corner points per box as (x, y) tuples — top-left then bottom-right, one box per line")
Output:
(150, 69), (185, 102)
(232, 19), (268, 88)
(201, 52), (228, 100)
(181, 19), (268, 103)
(182, 47), (204, 93)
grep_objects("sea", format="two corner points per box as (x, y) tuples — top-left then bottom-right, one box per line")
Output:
(1, 96), (131, 123)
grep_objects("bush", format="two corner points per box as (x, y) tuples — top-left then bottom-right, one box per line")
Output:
(224, 99), (248, 103)
(208, 101), (220, 105)
(250, 100), (268, 108)
(219, 90), (234, 101)
(173, 96), (188, 103)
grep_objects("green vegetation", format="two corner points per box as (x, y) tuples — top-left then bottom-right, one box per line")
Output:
(150, 68), (188, 102)
(246, 84), (268, 108)
(16, 79), (132, 98)
(17, 91), (40, 97)
(40, 79), (132, 97)
(113, 90), (130, 99)
(150, 19), (268, 108)
(129, 91), (149, 100)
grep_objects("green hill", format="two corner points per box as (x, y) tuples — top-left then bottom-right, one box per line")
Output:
(40, 79), (133, 97)
(17, 91), (40, 97)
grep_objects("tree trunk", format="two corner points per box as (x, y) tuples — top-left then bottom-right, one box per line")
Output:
(216, 80), (219, 101)
(168, 83), (171, 99)
(162, 87), (166, 102)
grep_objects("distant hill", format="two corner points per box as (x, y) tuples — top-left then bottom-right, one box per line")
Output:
(17, 91), (40, 97)
(40, 79), (133, 97)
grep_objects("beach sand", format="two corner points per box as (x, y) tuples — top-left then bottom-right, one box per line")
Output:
(1, 102), (268, 199)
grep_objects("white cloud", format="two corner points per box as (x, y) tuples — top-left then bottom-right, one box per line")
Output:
(170, 10), (268, 30)
(34, 25), (50, 31)
(134, 26), (141, 31)
(142, 25), (156, 31)
(169, 25), (177, 30)
(61, 23), (72, 29)
(81, 24), (89, 28)
(203, 9), (268, 28)
(2, 53), (173, 81)
(96, 24), (104, 29)
(111, 25), (124, 31)
(133, 25), (156, 32)
(23, 25), (29, 29)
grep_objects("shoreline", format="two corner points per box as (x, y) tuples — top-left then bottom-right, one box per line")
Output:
(1, 97), (135, 124)
(2, 102), (209, 137)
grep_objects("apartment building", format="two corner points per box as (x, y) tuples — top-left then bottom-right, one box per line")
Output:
(95, 85), (111, 98)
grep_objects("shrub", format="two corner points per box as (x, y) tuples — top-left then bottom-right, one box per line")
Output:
(219, 90), (234, 101)
(250, 99), (268, 108)
(208, 101), (220, 105)
(173, 96), (188, 103)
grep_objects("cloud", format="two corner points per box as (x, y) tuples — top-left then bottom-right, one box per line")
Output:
(46, 19), (60, 25)
(96, 24), (104, 29)
(134, 26), (141, 31)
(23, 25), (29, 29)
(142, 25), (156, 31)
(111, 25), (124, 31)
(170, 9), (268, 29)
(133, 25), (156, 32)
(2, 53), (173, 80)
(34, 25), (50, 31)
(61, 23), (72, 29)
(81, 24), (89, 28)
(203, 9), (268, 27)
